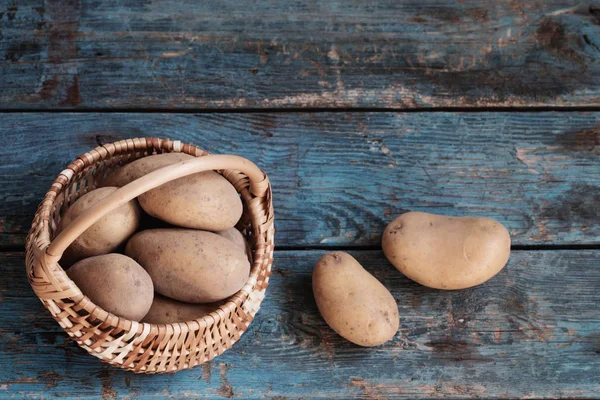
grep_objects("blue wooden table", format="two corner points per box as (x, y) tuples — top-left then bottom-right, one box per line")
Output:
(1, 1), (599, 398)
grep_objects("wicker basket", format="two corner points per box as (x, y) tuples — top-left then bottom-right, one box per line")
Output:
(25, 138), (275, 373)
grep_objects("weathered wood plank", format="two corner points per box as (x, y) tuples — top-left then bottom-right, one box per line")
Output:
(1, 250), (598, 398)
(1, 112), (598, 248)
(1, 1), (600, 109)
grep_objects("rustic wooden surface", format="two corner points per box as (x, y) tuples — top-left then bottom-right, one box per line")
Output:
(1, 1), (600, 109)
(1, 250), (599, 398)
(1, 0), (600, 398)
(0, 112), (599, 249)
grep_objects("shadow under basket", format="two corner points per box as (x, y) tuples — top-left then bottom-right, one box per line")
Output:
(25, 138), (275, 373)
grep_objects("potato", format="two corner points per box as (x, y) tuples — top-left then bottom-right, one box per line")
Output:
(313, 252), (399, 347)
(104, 152), (242, 230)
(103, 153), (194, 187)
(139, 170), (242, 231)
(59, 187), (140, 265)
(138, 217), (252, 258)
(217, 227), (252, 261)
(382, 211), (511, 290)
(142, 294), (224, 324)
(67, 254), (154, 321)
(126, 229), (250, 303)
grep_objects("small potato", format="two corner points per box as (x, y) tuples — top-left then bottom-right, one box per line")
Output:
(313, 252), (399, 347)
(142, 295), (224, 324)
(59, 187), (140, 265)
(217, 227), (252, 261)
(126, 229), (250, 303)
(67, 254), (154, 321)
(382, 211), (511, 290)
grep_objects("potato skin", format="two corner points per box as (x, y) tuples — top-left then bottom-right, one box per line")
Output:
(139, 170), (242, 231)
(59, 187), (140, 265)
(103, 153), (194, 187)
(104, 152), (242, 231)
(312, 252), (399, 347)
(67, 254), (154, 321)
(382, 211), (511, 290)
(217, 227), (252, 262)
(141, 295), (224, 324)
(125, 229), (250, 303)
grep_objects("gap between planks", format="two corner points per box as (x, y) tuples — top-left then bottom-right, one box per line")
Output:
(2, 106), (600, 114)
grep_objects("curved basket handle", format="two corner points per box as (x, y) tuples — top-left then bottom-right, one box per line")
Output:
(44, 154), (268, 265)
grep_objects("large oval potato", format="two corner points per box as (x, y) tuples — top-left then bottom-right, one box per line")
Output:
(126, 229), (250, 303)
(313, 252), (399, 347)
(139, 171), (242, 231)
(103, 153), (194, 187)
(142, 295), (224, 324)
(67, 254), (154, 321)
(59, 187), (140, 265)
(382, 211), (511, 290)
(104, 152), (243, 231)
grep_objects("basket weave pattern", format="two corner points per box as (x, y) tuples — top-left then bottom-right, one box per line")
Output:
(25, 138), (275, 373)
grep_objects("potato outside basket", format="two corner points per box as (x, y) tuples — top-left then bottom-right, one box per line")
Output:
(25, 138), (275, 373)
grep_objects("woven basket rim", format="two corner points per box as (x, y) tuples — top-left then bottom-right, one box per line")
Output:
(25, 137), (275, 373)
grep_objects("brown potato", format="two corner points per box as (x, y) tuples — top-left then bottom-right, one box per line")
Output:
(382, 211), (511, 290)
(59, 187), (140, 265)
(67, 254), (154, 321)
(139, 171), (242, 231)
(104, 152), (242, 230)
(103, 152), (194, 187)
(125, 229), (250, 303)
(313, 252), (399, 347)
(142, 294), (224, 324)
(217, 227), (252, 261)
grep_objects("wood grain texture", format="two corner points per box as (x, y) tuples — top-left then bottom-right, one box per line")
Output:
(1, 250), (598, 398)
(1, 1), (600, 109)
(1, 112), (598, 248)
